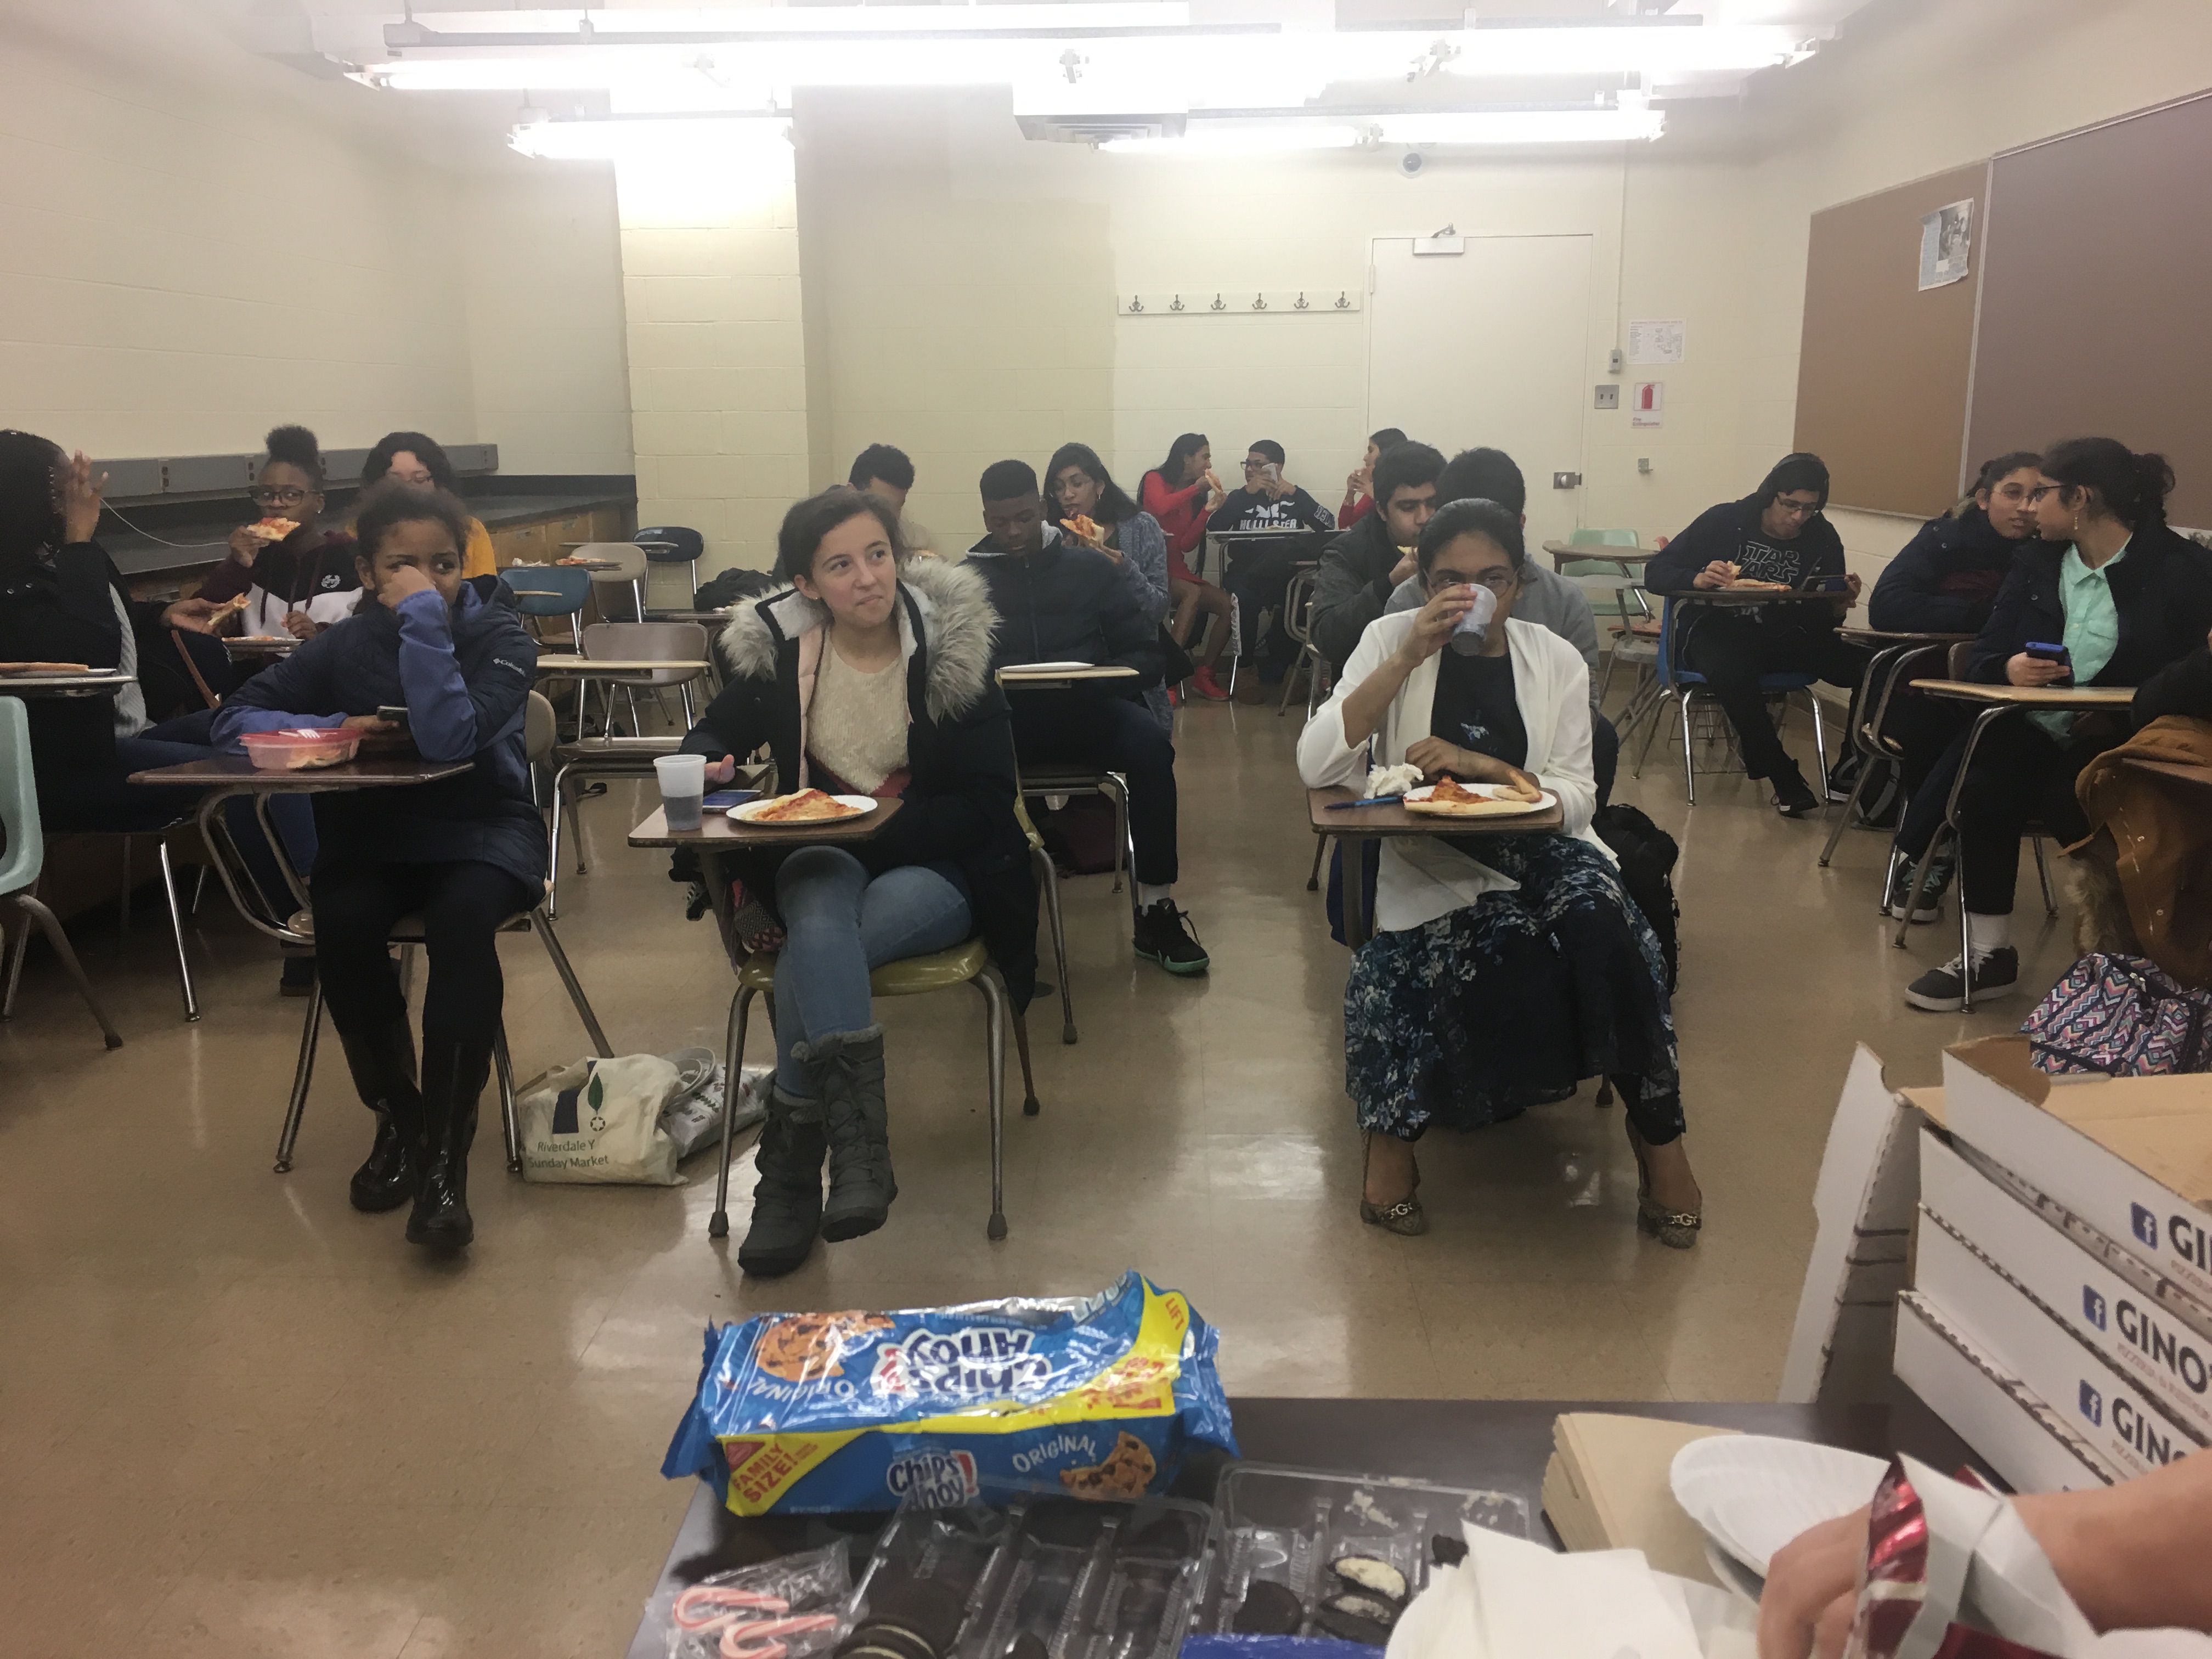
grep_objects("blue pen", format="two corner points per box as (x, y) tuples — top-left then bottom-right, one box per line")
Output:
(1327, 794), (1402, 809)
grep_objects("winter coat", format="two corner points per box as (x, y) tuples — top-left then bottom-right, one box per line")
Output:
(682, 557), (1038, 1010)
(211, 575), (546, 892)
(963, 531), (1164, 694)
(1867, 507), (2023, 635)
(1966, 523), (2212, 697)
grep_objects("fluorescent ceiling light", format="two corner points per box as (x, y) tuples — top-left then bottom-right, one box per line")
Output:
(1375, 107), (1664, 145)
(1446, 23), (1819, 77)
(1103, 121), (1361, 156)
(509, 113), (789, 161)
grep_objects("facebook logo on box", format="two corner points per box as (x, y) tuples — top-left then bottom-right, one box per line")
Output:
(2084, 1287), (2109, 1329)
(2134, 1205), (2161, 1249)
(2079, 1381), (2103, 1425)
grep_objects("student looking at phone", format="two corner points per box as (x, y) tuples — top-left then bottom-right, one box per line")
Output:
(1890, 437), (2212, 1012)
(1643, 453), (1869, 816)
(1207, 440), (1334, 700)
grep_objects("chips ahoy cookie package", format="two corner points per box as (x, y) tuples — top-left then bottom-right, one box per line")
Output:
(662, 1272), (1237, 1515)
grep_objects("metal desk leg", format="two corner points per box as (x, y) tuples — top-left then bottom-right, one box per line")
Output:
(977, 973), (1009, 1242)
(709, 983), (757, 1241)
(156, 839), (200, 1022)
(274, 978), (325, 1172)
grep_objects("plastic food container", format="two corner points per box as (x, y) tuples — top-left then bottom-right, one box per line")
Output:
(850, 1490), (1214, 1659)
(241, 728), (361, 771)
(1205, 1463), (1528, 1640)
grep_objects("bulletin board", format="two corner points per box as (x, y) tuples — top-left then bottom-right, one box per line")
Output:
(1963, 92), (2212, 531)
(1792, 162), (1989, 518)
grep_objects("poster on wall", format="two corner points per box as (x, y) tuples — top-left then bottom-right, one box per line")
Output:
(1918, 199), (1973, 290)
(1632, 381), (1665, 427)
(1627, 320), (1685, 365)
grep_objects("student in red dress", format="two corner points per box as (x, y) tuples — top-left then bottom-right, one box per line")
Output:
(1138, 433), (1234, 699)
(1338, 426), (1407, 529)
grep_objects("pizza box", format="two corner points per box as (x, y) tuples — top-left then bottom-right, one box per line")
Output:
(1894, 1291), (2115, 1493)
(1942, 1035), (2212, 1311)
(1920, 1129), (2212, 1441)
(1915, 1208), (2202, 1479)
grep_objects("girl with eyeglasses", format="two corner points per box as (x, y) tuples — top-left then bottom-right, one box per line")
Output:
(193, 424), (362, 641)
(1892, 437), (2212, 1012)
(1297, 498), (1702, 1249)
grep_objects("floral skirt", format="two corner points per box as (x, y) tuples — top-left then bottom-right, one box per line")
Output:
(1344, 833), (1684, 1144)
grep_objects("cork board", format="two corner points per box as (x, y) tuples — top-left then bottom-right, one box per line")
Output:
(1793, 162), (1989, 517)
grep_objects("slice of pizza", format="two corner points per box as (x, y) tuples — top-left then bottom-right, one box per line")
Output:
(1429, 776), (1487, 805)
(1064, 514), (1102, 543)
(244, 517), (298, 543)
(757, 788), (857, 824)
(204, 592), (252, 624)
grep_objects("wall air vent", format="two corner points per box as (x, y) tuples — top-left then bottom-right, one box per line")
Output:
(1017, 114), (1187, 146)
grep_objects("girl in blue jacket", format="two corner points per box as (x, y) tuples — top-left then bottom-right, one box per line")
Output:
(213, 485), (545, 1249)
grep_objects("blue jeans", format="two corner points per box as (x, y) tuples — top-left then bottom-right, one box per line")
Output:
(772, 847), (972, 1098)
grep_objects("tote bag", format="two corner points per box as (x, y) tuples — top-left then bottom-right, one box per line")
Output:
(520, 1054), (685, 1184)
(2022, 953), (2212, 1077)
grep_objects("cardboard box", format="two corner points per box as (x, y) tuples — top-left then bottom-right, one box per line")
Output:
(1944, 1036), (2212, 1308)
(1894, 1291), (2114, 1492)
(1921, 1130), (2212, 1440)
(1915, 1210), (2202, 1479)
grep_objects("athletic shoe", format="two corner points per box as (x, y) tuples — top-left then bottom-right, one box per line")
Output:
(1904, 946), (2019, 1012)
(1770, 758), (1820, 818)
(1882, 847), (1954, 924)
(1190, 667), (1230, 702)
(1133, 900), (1210, 975)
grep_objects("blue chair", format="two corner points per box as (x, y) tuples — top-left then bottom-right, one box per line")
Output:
(1630, 595), (1827, 805)
(500, 563), (595, 652)
(0, 699), (122, 1048)
(636, 525), (706, 606)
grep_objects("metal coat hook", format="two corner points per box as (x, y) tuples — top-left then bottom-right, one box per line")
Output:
(1294, 292), (1309, 309)
(1210, 294), (1226, 311)
(1251, 293), (1267, 311)
(1334, 291), (1352, 309)
(1170, 295), (1184, 311)
(1127, 296), (1144, 313)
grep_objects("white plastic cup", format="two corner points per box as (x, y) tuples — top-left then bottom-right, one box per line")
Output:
(654, 753), (708, 832)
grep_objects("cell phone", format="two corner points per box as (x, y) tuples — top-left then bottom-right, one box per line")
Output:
(1262, 464), (1282, 486)
(702, 789), (758, 809)
(2024, 641), (2071, 665)
(1799, 574), (1851, 595)
(375, 704), (410, 725)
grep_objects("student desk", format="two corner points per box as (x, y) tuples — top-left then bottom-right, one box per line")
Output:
(995, 665), (1141, 689)
(219, 635), (298, 660)
(1308, 785), (1565, 947)
(1894, 680), (2137, 1003)
(627, 1390), (1980, 1658)
(0, 668), (137, 698)
(1543, 541), (1658, 573)
(1816, 631), (1976, 868)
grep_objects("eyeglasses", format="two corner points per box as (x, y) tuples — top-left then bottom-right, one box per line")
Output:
(1770, 498), (1820, 519)
(2027, 484), (2066, 504)
(1429, 569), (1516, 595)
(1243, 459), (1271, 472)
(249, 485), (311, 506)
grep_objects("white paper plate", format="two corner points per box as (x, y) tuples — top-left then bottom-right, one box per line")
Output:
(1401, 782), (1558, 818)
(1670, 1435), (1887, 1574)
(728, 793), (878, 825)
(1701, 1535), (1766, 1609)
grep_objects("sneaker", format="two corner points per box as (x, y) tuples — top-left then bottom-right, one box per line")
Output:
(1904, 946), (2020, 1012)
(1882, 847), (1954, 924)
(1133, 900), (1210, 975)
(1190, 667), (1230, 702)
(1769, 758), (1820, 819)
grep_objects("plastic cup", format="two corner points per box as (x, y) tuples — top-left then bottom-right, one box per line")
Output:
(654, 753), (708, 832)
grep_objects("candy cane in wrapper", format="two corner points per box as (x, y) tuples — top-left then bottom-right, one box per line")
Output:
(674, 1587), (791, 1630)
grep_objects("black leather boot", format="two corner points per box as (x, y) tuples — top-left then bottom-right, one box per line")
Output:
(736, 1085), (828, 1278)
(337, 1017), (422, 1214)
(807, 1024), (895, 1243)
(408, 1037), (493, 1248)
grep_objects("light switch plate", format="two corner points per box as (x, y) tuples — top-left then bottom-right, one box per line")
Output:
(1553, 471), (1583, 490)
(1638, 457), (1654, 475)
(1607, 347), (1626, 374)
(1594, 384), (1620, 410)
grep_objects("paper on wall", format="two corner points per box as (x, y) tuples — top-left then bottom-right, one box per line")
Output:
(1628, 319), (1685, 364)
(1920, 199), (1973, 290)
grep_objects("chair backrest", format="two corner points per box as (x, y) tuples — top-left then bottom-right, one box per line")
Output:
(576, 541), (648, 583)
(1561, 558), (1648, 622)
(1570, 528), (1641, 547)
(1282, 569), (1316, 647)
(524, 690), (557, 764)
(636, 525), (706, 565)
(1654, 596), (1690, 690)
(1946, 641), (1976, 680)
(501, 564), (595, 615)
(1866, 644), (1950, 751)
(0, 698), (46, 895)
(582, 620), (710, 686)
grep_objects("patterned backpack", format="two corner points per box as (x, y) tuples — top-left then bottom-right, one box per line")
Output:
(2021, 952), (2212, 1076)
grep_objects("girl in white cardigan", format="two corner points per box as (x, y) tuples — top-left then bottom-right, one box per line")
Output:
(1297, 499), (1702, 1246)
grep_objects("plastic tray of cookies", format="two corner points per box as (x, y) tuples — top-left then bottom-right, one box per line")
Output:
(1204, 1464), (1528, 1646)
(847, 1490), (1213, 1659)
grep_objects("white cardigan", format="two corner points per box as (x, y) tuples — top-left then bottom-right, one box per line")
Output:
(1296, 613), (1610, 934)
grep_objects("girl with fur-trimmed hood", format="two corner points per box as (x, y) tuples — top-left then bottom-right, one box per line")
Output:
(680, 486), (1036, 1278)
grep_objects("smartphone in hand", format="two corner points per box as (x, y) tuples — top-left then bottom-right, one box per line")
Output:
(375, 704), (410, 726)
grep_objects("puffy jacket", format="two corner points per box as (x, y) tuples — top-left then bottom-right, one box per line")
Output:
(1867, 507), (2023, 635)
(212, 575), (545, 891)
(1967, 523), (2212, 706)
(964, 529), (1163, 693)
(682, 557), (1039, 1010)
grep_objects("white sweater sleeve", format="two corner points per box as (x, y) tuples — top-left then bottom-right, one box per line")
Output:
(1297, 614), (1401, 789)
(1526, 634), (1598, 839)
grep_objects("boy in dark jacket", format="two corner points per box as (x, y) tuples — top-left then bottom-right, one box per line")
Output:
(1308, 440), (1443, 673)
(1206, 439), (1335, 696)
(1645, 453), (1868, 816)
(967, 459), (1205, 975)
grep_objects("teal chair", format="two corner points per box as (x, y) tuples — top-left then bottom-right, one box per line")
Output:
(1560, 530), (1656, 710)
(0, 699), (122, 1048)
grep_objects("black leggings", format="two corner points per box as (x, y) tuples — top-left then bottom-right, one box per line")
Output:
(311, 860), (535, 1050)
(1894, 716), (2102, 915)
(1009, 694), (1180, 887)
(1682, 613), (1870, 779)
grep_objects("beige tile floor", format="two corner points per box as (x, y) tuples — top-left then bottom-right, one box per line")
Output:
(0, 691), (2077, 1654)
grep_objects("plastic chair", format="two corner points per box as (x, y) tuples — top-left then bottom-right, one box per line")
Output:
(1630, 596), (1827, 805)
(262, 691), (613, 1173)
(636, 525), (706, 607)
(709, 938), (1038, 1243)
(0, 699), (122, 1048)
(572, 541), (648, 623)
(1276, 567), (1330, 719)
(501, 564), (595, 652)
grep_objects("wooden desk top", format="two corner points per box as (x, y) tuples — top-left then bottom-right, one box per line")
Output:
(1308, 785), (1565, 837)
(533, 657), (710, 675)
(1838, 629), (1975, 646)
(126, 756), (470, 789)
(0, 668), (135, 696)
(1543, 541), (1656, 570)
(996, 665), (1140, 685)
(628, 797), (902, 849)
(2124, 757), (2212, 791)
(1909, 679), (2136, 707)
(1646, 587), (1845, 605)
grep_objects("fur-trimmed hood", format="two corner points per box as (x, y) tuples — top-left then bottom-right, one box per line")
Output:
(719, 556), (997, 724)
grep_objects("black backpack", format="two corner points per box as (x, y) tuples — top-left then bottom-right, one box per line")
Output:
(693, 566), (778, 612)
(1591, 803), (1681, 991)
(1826, 748), (1903, 830)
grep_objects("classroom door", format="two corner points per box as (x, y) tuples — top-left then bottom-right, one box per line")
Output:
(1366, 234), (1593, 547)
